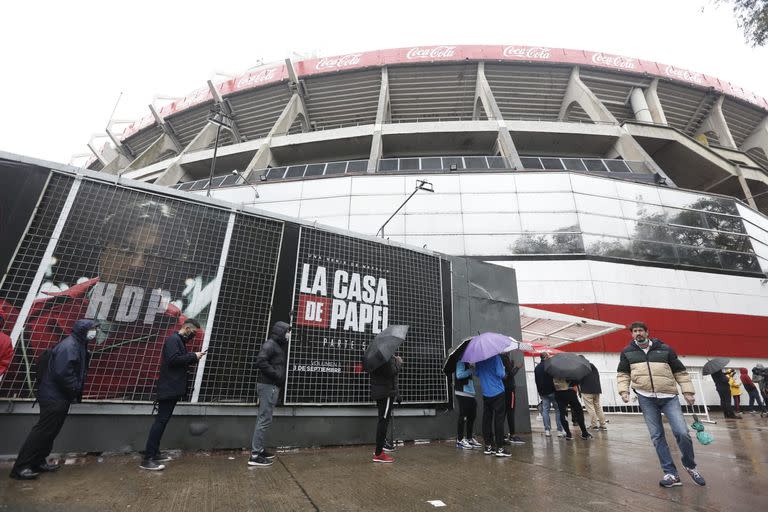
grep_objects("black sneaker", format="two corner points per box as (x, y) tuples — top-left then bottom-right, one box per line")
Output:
(508, 436), (525, 444)
(151, 452), (172, 463)
(260, 450), (276, 460)
(139, 459), (165, 471)
(565, 434), (573, 441)
(581, 433), (593, 440)
(247, 454), (273, 467)
(382, 440), (396, 453)
(683, 466), (706, 486)
(495, 448), (512, 457)
(483, 445), (494, 455)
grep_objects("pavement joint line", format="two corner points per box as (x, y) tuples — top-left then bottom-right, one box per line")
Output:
(278, 456), (320, 512)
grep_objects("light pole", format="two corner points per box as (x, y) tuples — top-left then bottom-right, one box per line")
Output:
(376, 180), (434, 238)
(231, 170), (260, 199)
(206, 104), (234, 197)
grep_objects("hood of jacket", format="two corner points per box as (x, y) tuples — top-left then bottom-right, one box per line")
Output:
(270, 321), (291, 343)
(71, 319), (99, 344)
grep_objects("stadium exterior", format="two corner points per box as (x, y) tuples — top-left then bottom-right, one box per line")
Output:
(83, 44), (768, 400)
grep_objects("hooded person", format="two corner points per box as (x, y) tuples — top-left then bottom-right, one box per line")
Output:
(710, 369), (739, 419)
(369, 352), (402, 463)
(10, 319), (98, 480)
(739, 367), (765, 414)
(248, 321), (290, 467)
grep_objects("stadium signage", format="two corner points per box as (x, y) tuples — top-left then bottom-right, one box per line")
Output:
(235, 67), (278, 89)
(591, 52), (636, 70)
(502, 46), (551, 59)
(315, 53), (363, 70)
(406, 46), (456, 59)
(664, 65), (704, 84)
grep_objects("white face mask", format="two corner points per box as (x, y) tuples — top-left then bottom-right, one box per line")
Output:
(86, 329), (98, 340)
(285, 331), (291, 342)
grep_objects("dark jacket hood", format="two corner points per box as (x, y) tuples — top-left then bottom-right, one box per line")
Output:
(270, 321), (291, 341)
(71, 319), (99, 344)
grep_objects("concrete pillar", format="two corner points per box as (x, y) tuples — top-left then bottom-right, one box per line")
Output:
(368, 67), (390, 173)
(736, 165), (758, 209)
(741, 116), (768, 157)
(644, 78), (667, 125)
(695, 95), (737, 149)
(606, 131), (676, 186)
(208, 80), (244, 143)
(558, 67), (617, 124)
(474, 62), (523, 169)
(120, 133), (180, 175)
(629, 88), (653, 123)
(99, 149), (132, 174)
(154, 122), (221, 186)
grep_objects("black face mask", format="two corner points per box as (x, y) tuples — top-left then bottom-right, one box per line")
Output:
(180, 330), (195, 341)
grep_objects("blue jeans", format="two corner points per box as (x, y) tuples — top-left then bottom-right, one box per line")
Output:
(251, 383), (279, 454)
(541, 393), (563, 432)
(637, 394), (696, 475)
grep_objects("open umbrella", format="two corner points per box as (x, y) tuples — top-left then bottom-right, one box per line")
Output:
(363, 325), (408, 372)
(460, 332), (530, 364)
(524, 343), (563, 357)
(702, 357), (729, 376)
(443, 336), (472, 376)
(542, 353), (592, 380)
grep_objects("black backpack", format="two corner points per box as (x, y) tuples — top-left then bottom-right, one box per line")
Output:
(32, 347), (54, 399)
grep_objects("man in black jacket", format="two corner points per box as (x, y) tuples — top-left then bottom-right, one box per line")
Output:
(369, 355), (402, 463)
(710, 369), (739, 419)
(140, 318), (204, 471)
(501, 353), (525, 444)
(249, 321), (290, 467)
(534, 352), (564, 437)
(10, 319), (98, 480)
(579, 363), (607, 430)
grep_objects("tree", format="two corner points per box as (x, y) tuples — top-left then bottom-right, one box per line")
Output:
(717, 0), (768, 47)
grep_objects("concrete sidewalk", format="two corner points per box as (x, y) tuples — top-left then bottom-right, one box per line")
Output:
(1, 414), (766, 511)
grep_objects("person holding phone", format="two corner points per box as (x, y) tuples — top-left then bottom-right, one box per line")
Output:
(140, 318), (204, 471)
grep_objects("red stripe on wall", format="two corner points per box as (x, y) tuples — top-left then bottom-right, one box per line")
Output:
(524, 303), (768, 358)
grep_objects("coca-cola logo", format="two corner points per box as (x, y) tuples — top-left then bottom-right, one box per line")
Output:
(315, 53), (363, 70)
(591, 52), (636, 70)
(405, 46), (456, 59)
(502, 46), (551, 59)
(236, 67), (278, 89)
(664, 65), (703, 84)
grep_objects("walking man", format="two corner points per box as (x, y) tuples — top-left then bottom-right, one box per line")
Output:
(10, 319), (98, 480)
(534, 352), (564, 437)
(580, 363), (607, 430)
(475, 354), (511, 457)
(618, 321), (706, 488)
(249, 321), (290, 467)
(140, 318), (204, 471)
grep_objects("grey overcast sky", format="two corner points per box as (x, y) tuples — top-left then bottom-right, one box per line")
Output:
(2, 0), (767, 164)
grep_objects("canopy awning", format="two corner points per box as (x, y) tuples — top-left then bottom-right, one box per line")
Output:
(519, 306), (625, 349)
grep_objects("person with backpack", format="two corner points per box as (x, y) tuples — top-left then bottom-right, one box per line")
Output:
(9, 319), (98, 480)
(454, 361), (482, 449)
(579, 363), (607, 430)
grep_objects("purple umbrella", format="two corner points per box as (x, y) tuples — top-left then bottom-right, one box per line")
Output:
(460, 332), (529, 363)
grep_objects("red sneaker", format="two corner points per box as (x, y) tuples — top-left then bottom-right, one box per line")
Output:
(372, 452), (395, 463)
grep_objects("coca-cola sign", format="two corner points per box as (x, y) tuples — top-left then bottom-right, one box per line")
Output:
(405, 46), (456, 60)
(664, 65), (704, 84)
(236, 67), (278, 89)
(502, 46), (551, 60)
(315, 53), (363, 70)
(590, 52), (636, 70)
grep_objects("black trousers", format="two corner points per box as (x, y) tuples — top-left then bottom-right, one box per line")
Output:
(12, 401), (70, 472)
(456, 395), (477, 440)
(482, 392), (505, 448)
(375, 397), (393, 455)
(504, 388), (516, 436)
(555, 389), (587, 437)
(144, 399), (177, 459)
(716, 386), (736, 417)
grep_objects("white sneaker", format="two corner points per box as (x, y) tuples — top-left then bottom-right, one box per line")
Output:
(455, 439), (473, 450)
(467, 438), (483, 448)
(544, 430), (551, 437)
(557, 431), (566, 437)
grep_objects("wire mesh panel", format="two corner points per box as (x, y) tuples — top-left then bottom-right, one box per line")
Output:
(197, 213), (284, 403)
(0, 179), (230, 401)
(286, 227), (448, 405)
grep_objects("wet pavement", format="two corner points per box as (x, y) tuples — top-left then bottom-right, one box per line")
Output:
(1, 413), (766, 511)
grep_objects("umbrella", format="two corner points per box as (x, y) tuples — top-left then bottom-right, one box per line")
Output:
(459, 332), (530, 364)
(524, 343), (563, 357)
(542, 353), (592, 380)
(363, 325), (408, 372)
(702, 357), (729, 376)
(443, 337), (472, 376)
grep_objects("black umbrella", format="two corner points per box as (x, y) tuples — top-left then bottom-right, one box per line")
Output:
(702, 357), (730, 376)
(443, 337), (472, 376)
(543, 353), (592, 381)
(363, 325), (408, 372)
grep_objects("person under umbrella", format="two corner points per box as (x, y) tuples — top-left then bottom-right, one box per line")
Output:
(703, 358), (739, 420)
(544, 353), (593, 440)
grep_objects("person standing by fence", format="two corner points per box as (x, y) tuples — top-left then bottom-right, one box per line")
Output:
(739, 367), (765, 414)
(579, 363), (607, 431)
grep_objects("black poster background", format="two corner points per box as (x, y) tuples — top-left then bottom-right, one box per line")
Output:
(285, 227), (449, 405)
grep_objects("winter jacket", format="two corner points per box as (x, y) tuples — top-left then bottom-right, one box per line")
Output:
(155, 331), (199, 400)
(0, 331), (12, 376)
(553, 378), (579, 392)
(534, 362), (556, 396)
(256, 321), (290, 387)
(454, 361), (476, 397)
(616, 338), (694, 396)
(711, 370), (730, 392)
(370, 357), (401, 400)
(501, 353), (520, 391)
(740, 369), (757, 391)
(37, 319), (94, 403)
(579, 364), (602, 394)
(726, 370), (742, 396)
(475, 355), (505, 397)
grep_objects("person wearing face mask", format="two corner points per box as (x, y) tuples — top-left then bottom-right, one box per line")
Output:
(248, 321), (291, 467)
(140, 318), (204, 471)
(9, 319), (98, 480)
(617, 321), (705, 489)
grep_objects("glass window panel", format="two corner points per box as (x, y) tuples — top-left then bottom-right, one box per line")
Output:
(520, 157), (543, 170)
(676, 246), (722, 269)
(620, 200), (666, 222)
(265, 167), (286, 180)
(509, 232), (584, 255)
(518, 192), (576, 212)
(540, 158), (565, 170)
(465, 156), (489, 169)
(579, 213), (629, 238)
(616, 181), (662, 204)
(631, 240), (678, 263)
(515, 173), (572, 192)
(378, 158), (399, 171)
(571, 174), (618, 198)
(627, 220), (673, 243)
(400, 158), (420, 171)
(346, 160), (368, 173)
(659, 189), (739, 215)
(304, 164), (326, 176)
(443, 156), (464, 170)
(705, 213), (746, 234)
(221, 174), (240, 186)
(719, 251), (761, 273)
(487, 156), (508, 169)
(584, 159), (608, 172)
(325, 161), (347, 174)
(737, 203), (768, 234)
(741, 219), (768, 246)
(574, 194), (622, 216)
(562, 158), (587, 171)
(605, 160), (631, 173)
(759, 256), (768, 274)
(190, 180), (208, 191)
(627, 161), (649, 173)
(708, 232), (753, 252)
(583, 234), (633, 259)
(177, 182), (194, 191)
(463, 213), (522, 234)
(666, 207), (707, 228)
(421, 157), (443, 170)
(285, 165), (307, 178)
(520, 212), (579, 232)
(461, 193), (518, 213)
(670, 226), (715, 247)
(750, 238), (768, 260)
(210, 176), (227, 187)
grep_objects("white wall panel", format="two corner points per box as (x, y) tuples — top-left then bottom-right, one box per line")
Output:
(405, 213), (463, 234)
(515, 173), (572, 192)
(516, 280), (597, 304)
(460, 173), (516, 193)
(404, 234), (465, 254)
(349, 195), (404, 215)
(574, 193), (623, 217)
(351, 176), (406, 195)
(463, 213), (521, 234)
(253, 201), (301, 217)
(298, 197), (350, 218)
(570, 174), (618, 198)
(348, 214), (405, 236)
(300, 177), (351, 199)
(616, 181), (662, 204)
(517, 193), (576, 212)
(404, 193), (462, 214)
(461, 193), (519, 213)
(508, 260), (593, 282)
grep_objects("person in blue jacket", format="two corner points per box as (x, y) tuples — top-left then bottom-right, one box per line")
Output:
(454, 362), (482, 449)
(474, 354), (511, 457)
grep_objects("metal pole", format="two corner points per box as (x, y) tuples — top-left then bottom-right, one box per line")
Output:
(376, 188), (420, 238)
(206, 122), (222, 197)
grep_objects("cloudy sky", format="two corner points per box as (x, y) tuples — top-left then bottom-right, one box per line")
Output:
(2, 0), (767, 164)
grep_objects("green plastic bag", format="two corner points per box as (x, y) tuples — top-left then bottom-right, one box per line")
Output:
(691, 415), (713, 445)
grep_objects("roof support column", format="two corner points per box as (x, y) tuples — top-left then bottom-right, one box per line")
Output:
(607, 131), (675, 185)
(558, 66), (617, 124)
(367, 66), (390, 173)
(644, 78), (667, 125)
(695, 95), (737, 148)
(475, 62), (523, 169)
(736, 165), (758, 209)
(208, 80), (244, 143)
(120, 133), (180, 175)
(629, 88), (653, 123)
(154, 122), (221, 186)
(741, 116), (768, 158)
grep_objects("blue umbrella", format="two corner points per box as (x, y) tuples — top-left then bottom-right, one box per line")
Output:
(459, 332), (528, 363)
